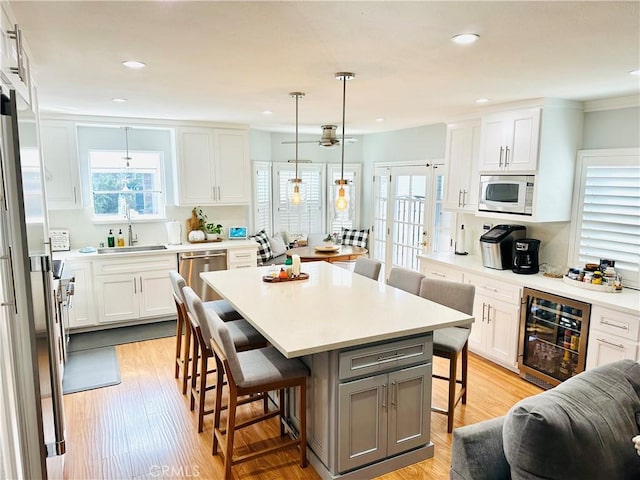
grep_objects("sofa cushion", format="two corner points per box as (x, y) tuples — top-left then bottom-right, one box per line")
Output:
(250, 229), (273, 264)
(503, 359), (640, 480)
(341, 227), (369, 248)
(269, 233), (287, 257)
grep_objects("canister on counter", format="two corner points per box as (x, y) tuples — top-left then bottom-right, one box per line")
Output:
(592, 271), (603, 285)
(583, 272), (593, 283)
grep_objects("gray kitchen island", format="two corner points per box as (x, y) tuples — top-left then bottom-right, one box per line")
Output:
(201, 261), (473, 479)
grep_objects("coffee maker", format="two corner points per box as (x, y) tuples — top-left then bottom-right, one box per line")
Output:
(512, 238), (541, 274)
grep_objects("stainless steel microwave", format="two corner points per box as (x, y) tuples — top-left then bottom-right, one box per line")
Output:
(478, 175), (534, 215)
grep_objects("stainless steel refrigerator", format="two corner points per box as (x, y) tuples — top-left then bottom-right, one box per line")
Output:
(0, 84), (65, 478)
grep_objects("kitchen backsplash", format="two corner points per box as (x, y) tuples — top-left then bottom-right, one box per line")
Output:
(48, 205), (249, 249)
(459, 213), (571, 272)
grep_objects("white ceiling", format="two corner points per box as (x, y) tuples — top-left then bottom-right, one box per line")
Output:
(9, 1), (640, 135)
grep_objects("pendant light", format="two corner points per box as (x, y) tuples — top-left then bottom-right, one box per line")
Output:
(122, 126), (132, 167)
(334, 72), (354, 212)
(289, 92), (305, 206)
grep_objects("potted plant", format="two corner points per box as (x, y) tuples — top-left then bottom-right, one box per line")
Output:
(205, 223), (223, 240)
(323, 233), (335, 247)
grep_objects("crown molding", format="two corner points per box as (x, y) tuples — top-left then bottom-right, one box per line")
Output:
(583, 95), (640, 112)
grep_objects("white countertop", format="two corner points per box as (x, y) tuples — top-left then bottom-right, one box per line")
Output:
(200, 261), (473, 358)
(54, 239), (258, 260)
(418, 252), (640, 315)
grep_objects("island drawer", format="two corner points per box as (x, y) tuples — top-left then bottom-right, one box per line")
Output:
(339, 335), (432, 381)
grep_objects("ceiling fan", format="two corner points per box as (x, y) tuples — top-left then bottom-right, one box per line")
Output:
(282, 125), (357, 148)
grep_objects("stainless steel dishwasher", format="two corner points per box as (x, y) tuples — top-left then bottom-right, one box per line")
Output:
(178, 250), (227, 301)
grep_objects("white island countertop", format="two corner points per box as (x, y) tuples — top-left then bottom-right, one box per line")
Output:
(201, 261), (473, 358)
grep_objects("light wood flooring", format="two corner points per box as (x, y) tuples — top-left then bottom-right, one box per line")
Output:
(56, 336), (542, 480)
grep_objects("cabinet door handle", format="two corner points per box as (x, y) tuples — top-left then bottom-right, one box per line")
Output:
(487, 304), (492, 324)
(391, 381), (396, 407)
(381, 383), (387, 409)
(462, 190), (467, 207)
(596, 338), (624, 350)
(73, 186), (77, 204)
(458, 190), (462, 207)
(7, 25), (25, 82)
(600, 319), (628, 331)
(212, 186), (217, 201)
(133, 278), (137, 294)
(481, 302), (486, 322)
(218, 186), (221, 200)
(504, 146), (510, 167)
(499, 146), (504, 167)
(139, 276), (143, 293)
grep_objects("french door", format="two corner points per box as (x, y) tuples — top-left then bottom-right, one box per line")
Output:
(372, 163), (450, 275)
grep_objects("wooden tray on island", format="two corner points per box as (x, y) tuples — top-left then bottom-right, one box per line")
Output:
(263, 273), (309, 283)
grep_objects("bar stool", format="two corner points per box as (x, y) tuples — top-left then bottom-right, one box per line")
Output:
(205, 308), (309, 480)
(387, 266), (425, 295)
(418, 277), (475, 433)
(182, 286), (267, 433)
(353, 257), (382, 280)
(169, 271), (245, 395)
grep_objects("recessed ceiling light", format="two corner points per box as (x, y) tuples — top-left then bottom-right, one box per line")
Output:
(476, 98), (490, 104)
(112, 98), (127, 103)
(376, 118), (385, 122)
(262, 110), (273, 115)
(122, 60), (146, 69)
(451, 33), (480, 45)
(630, 69), (640, 76)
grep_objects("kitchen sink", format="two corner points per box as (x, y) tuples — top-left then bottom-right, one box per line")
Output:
(97, 245), (168, 254)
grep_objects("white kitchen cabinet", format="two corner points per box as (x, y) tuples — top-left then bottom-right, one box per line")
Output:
(40, 120), (82, 209)
(586, 306), (640, 370)
(0, 4), (32, 104)
(174, 126), (250, 206)
(93, 254), (177, 324)
(227, 246), (257, 269)
(337, 363), (431, 473)
(418, 259), (464, 283)
(464, 272), (521, 371)
(479, 108), (540, 173)
(443, 119), (480, 212)
(65, 260), (95, 329)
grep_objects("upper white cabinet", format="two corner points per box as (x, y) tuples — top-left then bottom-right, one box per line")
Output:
(40, 120), (82, 209)
(479, 108), (541, 173)
(477, 99), (583, 222)
(0, 4), (32, 104)
(444, 119), (480, 212)
(175, 126), (250, 206)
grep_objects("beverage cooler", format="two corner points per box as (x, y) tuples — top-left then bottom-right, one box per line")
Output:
(518, 287), (591, 389)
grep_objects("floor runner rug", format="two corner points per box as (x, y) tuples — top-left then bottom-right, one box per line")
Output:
(68, 319), (176, 352)
(62, 346), (120, 394)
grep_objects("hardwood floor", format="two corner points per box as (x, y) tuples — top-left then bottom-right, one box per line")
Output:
(57, 336), (542, 480)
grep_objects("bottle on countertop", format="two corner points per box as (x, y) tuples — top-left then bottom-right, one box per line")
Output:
(117, 229), (125, 247)
(107, 229), (115, 247)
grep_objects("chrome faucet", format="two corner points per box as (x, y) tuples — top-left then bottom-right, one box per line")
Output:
(125, 204), (138, 246)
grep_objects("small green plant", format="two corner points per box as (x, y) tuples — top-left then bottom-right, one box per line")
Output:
(205, 223), (222, 235)
(193, 207), (207, 230)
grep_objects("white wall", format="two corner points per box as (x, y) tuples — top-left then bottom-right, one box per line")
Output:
(583, 107), (640, 149)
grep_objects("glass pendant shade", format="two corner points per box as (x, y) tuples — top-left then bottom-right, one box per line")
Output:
(333, 180), (351, 216)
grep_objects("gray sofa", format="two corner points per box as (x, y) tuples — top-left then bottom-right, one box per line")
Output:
(450, 359), (640, 480)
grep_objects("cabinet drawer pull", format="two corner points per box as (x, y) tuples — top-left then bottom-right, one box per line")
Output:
(596, 338), (624, 350)
(481, 285), (499, 293)
(600, 319), (628, 331)
(234, 253), (252, 258)
(376, 352), (404, 363)
(431, 272), (445, 278)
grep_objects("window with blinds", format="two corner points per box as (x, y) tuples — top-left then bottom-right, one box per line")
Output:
(570, 151), (640, 288)
(273, 163), (325, 235)
(253, 162), (272, 235)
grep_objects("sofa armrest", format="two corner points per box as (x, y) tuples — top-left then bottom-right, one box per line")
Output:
(450, 416), (510, 480)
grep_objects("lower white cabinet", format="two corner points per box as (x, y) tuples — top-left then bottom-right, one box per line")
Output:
(465, 273), (521, 371)
(66, 260), (95, 328)
(419, 261), (463, 283)
(93, 255), (177, 324)
(337, 363), (431, 473)
(227, 247), (257, 269)
(586, 306), (640, 369)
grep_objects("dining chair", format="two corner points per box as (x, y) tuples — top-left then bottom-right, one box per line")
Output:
(418, 277), (475, 433)
(169, 271), (245, 395)
(182, 286), (267, 433)
(387, 266), (425, 295)
(205, 307), (309, 480)
(353, 257), (382, 280)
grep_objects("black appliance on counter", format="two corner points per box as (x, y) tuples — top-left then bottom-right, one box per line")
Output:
(513, 238), (541, 274)
(479, 224), (526, 270)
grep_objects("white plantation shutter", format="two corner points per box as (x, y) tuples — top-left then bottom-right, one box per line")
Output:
(328, 163), (362, 234)
(571, 151), (640, 288)
(274, 163), (325, 235)
(253, 162), (272, 235)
